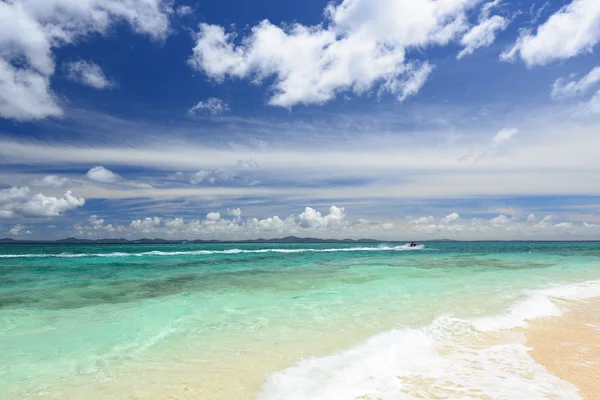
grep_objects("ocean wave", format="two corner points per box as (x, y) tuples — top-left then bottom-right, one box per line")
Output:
(0, 244), (426, 259)
(254, 280), (600, 400)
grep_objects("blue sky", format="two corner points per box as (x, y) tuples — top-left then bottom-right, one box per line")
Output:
(1, 0), (600, 240)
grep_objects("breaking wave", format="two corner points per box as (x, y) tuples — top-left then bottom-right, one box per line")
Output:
(0, 244), (426, 259)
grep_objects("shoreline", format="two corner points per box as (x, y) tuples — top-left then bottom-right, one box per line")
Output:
(525, 297), (600, 400)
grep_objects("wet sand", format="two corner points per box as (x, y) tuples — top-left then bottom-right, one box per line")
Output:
(526, 297), (600, 400)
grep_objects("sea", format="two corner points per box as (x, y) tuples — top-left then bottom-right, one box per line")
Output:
(1, 241), (599, 399)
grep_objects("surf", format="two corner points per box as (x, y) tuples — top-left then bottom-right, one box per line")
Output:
(0, 244), (426, 259)
(254, 280), (600, 400)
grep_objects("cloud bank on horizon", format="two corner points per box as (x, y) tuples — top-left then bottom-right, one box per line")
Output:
(1, 0), (600, 240)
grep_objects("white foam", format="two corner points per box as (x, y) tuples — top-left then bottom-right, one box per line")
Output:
(471, 294), (563, 332)
(529, 280), (600, 301)
(0, 244), (426, 259)
(473, 280), (600, 332)
(255, 281), (600, 400)
(255, 316), (580, 400)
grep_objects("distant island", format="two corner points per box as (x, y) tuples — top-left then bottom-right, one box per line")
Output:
(0, 236), (462, 245)
(0, 236), (383, 244)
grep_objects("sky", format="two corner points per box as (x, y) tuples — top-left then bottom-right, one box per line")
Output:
(1, 0), (600, 240)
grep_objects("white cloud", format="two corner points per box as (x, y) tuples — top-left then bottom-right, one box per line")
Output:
(463, 127), (519, 162)
(176, 5), (193, 17)
(501, 0), (600, 66)
(407, 212), (594, 238)
(21, 190), (85, 217)
(0, 186), (30, 203)
(0, 0), (171, 121)
(36, 175), (69, 188)
(4, 118), (600, 204)
(530, 1), (551, 24)
(458, 15), (508, 59)
(409, 216), (435, 225)
(441, 212), (460, 224)
(579, 90), (600, 115)
(490, 127), (518, 147)
(298, 206), (346, 229)
(188, 0), (487, 107)
(206, 212), (221, 221)
(0, 210), (14, 218)
(1, 185), (84, 219)
(73, 205), (395, 239)
(66, 61), (114, 89)
(490, 214), (511, 225)
(0, 59), (63, 121)
(0, 186), (30, 218)
(551, 66), (600, 99)
(190, 159), (258, 185)
(67, 204), (600, 240)
(86, 166), (121, 183)
(9, 224), (32, 236)
(130, 217), (161, 233)
(228, 208), (242, 218)
(188, 97), (230, 115)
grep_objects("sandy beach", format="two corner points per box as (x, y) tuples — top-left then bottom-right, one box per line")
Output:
(526, 297), (600, 400)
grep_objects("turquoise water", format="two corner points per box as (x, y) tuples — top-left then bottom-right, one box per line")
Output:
(1, 242), (599, 399)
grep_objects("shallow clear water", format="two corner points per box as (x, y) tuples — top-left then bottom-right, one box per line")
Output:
(1, 242), (599, 399)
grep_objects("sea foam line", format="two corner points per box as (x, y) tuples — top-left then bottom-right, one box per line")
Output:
(0, 244), (425, 259)
(254, 280), (600, 400)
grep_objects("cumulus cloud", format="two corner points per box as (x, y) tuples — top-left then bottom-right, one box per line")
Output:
(0, 186), (30, 218)
(73, 205), (395, 239)
(441, 212), (460, 224)
(298, 206), (346, 229)
(188, 97), (230, 116)
(501, 0), (600, 66)
(86, 166), (121, 183)
(408, 212), (592, 238)
(188, 0), (493, 107)
(21, 191), (85, 217)
(408, 216), (435, 225)
(0, 0), (171, 121)
(407, 212), (464, 234)
(206, 212), (221, 221)
(66, 61), (114, 89)
(228, 208), (242, 218)
(130, 217), (161, 233)
(0, 186), (85, 218)
(68, 205), (600, 240)
(551, 66), (600, 100)
(9, 224), (32, 236)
